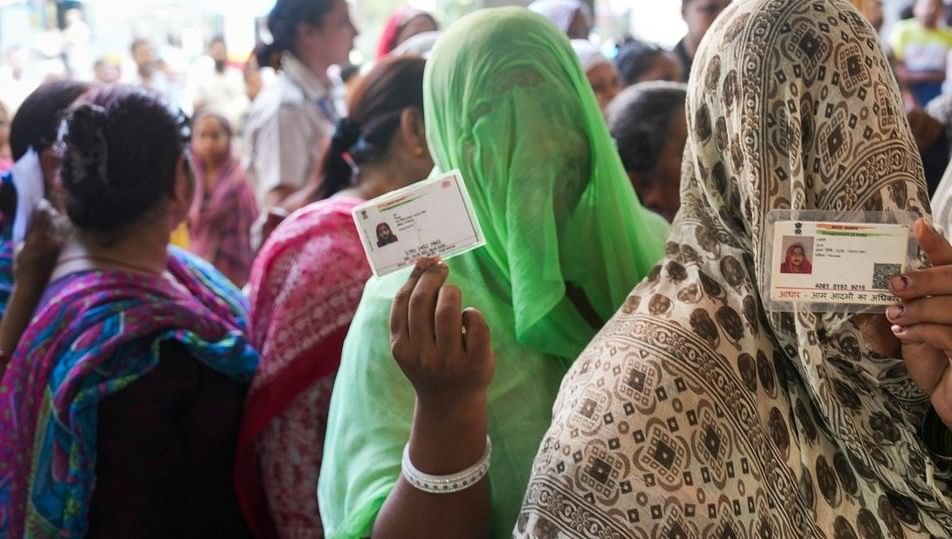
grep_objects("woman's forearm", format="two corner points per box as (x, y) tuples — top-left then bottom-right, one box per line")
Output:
(372, 397), (492, 539)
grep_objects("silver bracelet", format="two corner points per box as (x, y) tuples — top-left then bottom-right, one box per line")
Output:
(401, 436), (492, 494)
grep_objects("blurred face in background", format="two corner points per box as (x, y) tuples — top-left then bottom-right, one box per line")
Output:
(93, 59), (121, 84)
(587, 62), (622, 111)
(132, 41), (157, 74)
(244, 56), (265, 100)
(915, 0), (943, 28)
(210, 40), (228, 69)
(682, 0), (731, 45)
(637, 109), (687, 222)
(192, 115), (231, 166)
(566, 8), (592, 40)
(639, 52), (685, 84)
(861, 0), (884, 32)
(298, 0), (359, 68)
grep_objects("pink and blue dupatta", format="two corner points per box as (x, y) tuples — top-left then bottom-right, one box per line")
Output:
(0, 247), (259, 538)
(0, 172), (16, 317)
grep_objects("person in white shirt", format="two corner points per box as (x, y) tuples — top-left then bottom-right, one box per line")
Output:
(189, 36), (249, 130)
(243, 0), (358, 210)
(126, 39), (175, 105)
(0, 47), (37, 116)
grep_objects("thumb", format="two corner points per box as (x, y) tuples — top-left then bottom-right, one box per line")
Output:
(901, 339), (947, 396)
(915, 218), (952, 266)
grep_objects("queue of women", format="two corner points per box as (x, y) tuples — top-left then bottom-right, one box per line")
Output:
(5, 0), (952, 537)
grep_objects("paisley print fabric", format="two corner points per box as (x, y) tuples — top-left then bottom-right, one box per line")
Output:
(0, 247), (259, 539)
(516, 0), (952, 537)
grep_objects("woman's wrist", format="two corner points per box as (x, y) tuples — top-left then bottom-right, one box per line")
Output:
(409, 395), (489, 475)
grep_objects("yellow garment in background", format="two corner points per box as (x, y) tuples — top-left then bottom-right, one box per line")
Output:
(170, 223), (189, 249)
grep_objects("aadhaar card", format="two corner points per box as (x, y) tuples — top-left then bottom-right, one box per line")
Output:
(352, 170), (486, 277)
(767, 220), (911, 308)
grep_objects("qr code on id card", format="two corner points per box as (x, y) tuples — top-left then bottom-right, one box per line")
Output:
(871, 263), (902, 290)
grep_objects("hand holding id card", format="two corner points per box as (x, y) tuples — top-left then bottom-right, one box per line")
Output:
(352, 170), (486, 276)
(762, 211), (918, 312)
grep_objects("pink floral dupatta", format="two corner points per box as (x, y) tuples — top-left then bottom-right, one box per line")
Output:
(236, 197), (369, 538)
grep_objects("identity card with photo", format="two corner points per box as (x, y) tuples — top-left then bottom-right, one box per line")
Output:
(352, 170), (486, 277)
(764, 212), (916, 311)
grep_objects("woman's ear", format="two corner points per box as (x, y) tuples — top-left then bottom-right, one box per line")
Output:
(39, 147), (65, 210)
(399, 107), (428, 157)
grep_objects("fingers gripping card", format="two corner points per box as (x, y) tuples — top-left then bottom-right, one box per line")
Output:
(762, 211), (918, 313)
(352, 170), (486, 276)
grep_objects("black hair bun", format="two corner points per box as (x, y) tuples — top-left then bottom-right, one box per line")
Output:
(62, 104), (110, 193)
(62, 104), (116, 230)
(61, 86), (188, 233)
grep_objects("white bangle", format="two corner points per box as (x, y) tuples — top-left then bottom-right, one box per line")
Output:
(401, 436), (492, 494)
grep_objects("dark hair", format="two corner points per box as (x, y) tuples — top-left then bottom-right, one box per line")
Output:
(10, 80), (91, 161)
(61, 85), (190, 232)
(340, 63), (361, 84)
(192, 110), (234, 140)
(209, 35), (226, 49)
(315, 55), (426, 200)
(607, 81), (687, 176)
(130, 38), (150, 56)
(615, 39), (668, 86)
(900, 3), (916, 20)
(255, 0), (336, 69)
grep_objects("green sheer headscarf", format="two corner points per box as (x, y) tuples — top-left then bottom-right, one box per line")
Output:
(424, 6), (668, 358)
(319, 8), (668, 538)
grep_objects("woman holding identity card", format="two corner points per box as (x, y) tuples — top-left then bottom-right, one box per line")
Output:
(318, 8), (668, 538)
(513, 0), (952, 536)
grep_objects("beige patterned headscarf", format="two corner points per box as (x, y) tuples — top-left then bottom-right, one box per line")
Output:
(516, 0), (952, 536)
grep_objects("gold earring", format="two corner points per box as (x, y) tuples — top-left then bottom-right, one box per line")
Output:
(414, 146), (424, 156)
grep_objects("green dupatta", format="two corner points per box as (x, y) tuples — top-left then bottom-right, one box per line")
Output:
(318, 7), (668, 537)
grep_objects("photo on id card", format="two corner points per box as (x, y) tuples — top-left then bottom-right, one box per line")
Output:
(352, 170), (485, 277)
(762, 210), (918, 313)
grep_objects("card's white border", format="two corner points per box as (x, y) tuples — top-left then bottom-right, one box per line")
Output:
(760, 210), (919, 314)
(351, 169), (487, 277)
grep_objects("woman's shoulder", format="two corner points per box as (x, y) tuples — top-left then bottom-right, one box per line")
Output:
(260, 198), (364, 258)
(287, 197), (363, 228)
(244, 77), (307, 129)
(247, 198), (369, 313)
(169, 247), (249, 319)
(171, 247), (240, 290)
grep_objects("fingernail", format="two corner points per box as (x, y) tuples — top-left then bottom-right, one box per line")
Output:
(886, 304), (904, 320)
(412, 259), (433, 275)
(891, 324), (908, 336)
(890, 275), (909, 291)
